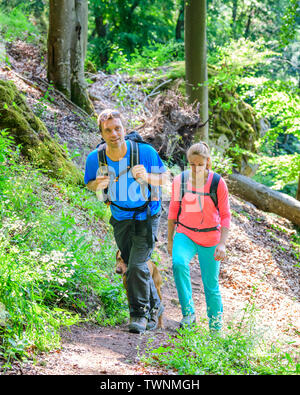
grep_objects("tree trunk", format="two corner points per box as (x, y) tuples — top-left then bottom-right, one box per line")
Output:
(175, 1), (184, 40)
(227, 173), (300, 226)
(47, 0), (93, 114)
(231, 0), (238, 38)
(244, 7), (254, 38)
(95, 15), (107, 38)
(184, 0), (208, 142)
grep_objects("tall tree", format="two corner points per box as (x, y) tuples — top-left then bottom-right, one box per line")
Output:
(175, 0), (184, 41)
(185, 0), (209, 142)
(47, 0), (93, 114)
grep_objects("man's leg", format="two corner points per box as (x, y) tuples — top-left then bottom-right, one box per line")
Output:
(127, 213), (161, 319)
(109, 216), (132, 264)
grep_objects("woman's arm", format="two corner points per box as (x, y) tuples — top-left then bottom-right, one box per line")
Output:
(167, 219), (176, 256)
(214, 177), (231, 261)
(214, 226), (229, 261)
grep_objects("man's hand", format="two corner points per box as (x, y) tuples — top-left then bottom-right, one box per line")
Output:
(214, 243), (226, 261)
(87, 176), (110, 193)
(131, 165), (148, 183)
(95, 175), (110, 190)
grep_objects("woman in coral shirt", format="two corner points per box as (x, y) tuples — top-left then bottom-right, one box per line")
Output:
(168, 142), (231, 332)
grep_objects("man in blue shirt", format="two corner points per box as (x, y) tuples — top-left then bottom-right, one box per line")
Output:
(84, 109), (167, 333)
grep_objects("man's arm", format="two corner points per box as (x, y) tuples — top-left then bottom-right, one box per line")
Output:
(86, 176), (110, 192)
(146, 172), (168, 186)
(132, 165), (169, 186)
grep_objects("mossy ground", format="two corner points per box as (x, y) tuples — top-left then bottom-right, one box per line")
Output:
(0, 79), (83, 185)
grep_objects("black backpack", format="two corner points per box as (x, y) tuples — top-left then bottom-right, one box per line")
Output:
(176, 170), (221, 233)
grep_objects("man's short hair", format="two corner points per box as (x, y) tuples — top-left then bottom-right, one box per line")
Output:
(97, 109), (124, 132)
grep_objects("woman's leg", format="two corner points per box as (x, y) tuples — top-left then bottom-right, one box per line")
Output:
(172, 233), (197, 317)
(197, 245), (223, 331)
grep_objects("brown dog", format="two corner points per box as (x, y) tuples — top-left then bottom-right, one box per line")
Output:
(115, 250), (163, 328)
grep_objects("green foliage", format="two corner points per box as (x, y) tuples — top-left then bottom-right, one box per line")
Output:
(0, 131), (128, 366)
(279, 0), (299, 47)
(247, 80), (300, 142)
(144, 302), (299, 375)
(252, 153), (300, 193)
(107, 40), (184, 75)
(87, 0), (178, 69)
(0, 5), (40, 43)
(207, 0), (292, 49)
(207, 38), (299, 196)
(210, 148), (236, 175)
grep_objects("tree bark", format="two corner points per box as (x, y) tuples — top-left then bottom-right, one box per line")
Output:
(185, 0), (208, 142)
(227, 173), (300, 226)
(231, 0), (238, 38)
(47, 0), (93, 114)
(244, 7), (254, 38)
(175, 1), (184, 40)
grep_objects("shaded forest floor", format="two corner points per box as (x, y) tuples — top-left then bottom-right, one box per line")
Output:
(1, 41), (299, 375)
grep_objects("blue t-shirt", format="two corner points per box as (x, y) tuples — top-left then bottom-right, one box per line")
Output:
(84, 141), (166, 220)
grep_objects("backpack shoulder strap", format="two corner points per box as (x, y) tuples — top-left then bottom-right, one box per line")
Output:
(128, 139), (139, 168)
(209, 172), (221, 209)
(180, 170), (190, 201)
(97, 143), (107, 167)
(176, 170), (189, 224)
(96, 143), (109, 200)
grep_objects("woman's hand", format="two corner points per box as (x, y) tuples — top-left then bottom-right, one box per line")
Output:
(214, 242), (226, 261)
(167, 240), (173, 256)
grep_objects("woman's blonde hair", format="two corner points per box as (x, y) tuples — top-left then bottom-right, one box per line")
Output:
(186, 142), (212, 170)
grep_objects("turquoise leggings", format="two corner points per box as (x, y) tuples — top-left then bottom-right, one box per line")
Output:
(172, 232), (223, 331)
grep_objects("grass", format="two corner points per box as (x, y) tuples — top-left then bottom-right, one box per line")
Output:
(143, 305), (300, 375)
(0, 6), (40, 43)
(0, 131), (128, 368)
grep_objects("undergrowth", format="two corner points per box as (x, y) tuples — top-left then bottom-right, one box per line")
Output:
(0, 6), (40, 43)
(143, 303), (299, 375)
(0, 131), (128, 368)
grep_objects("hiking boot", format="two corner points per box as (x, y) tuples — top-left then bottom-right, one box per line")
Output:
(180, 314), (196, 329)
(146, 303), (164, 330)
(129, 316), (148, 334)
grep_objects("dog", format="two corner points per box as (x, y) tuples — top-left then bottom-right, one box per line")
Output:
(115, 250), (163, 328)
